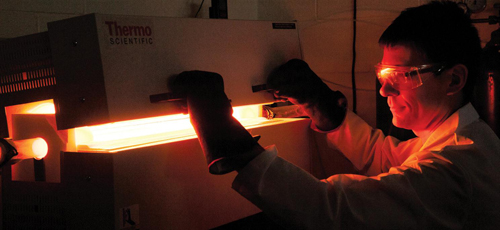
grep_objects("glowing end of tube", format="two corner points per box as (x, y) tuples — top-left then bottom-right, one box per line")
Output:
(13, 137), (48, 160)
(32, 138), (48, 160)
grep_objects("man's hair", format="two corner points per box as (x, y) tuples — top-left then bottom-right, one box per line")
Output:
(378, 1), (482, 101)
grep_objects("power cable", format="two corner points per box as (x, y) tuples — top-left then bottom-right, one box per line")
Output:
(194, 0), (205, 18)
(351, 0), (357, 114)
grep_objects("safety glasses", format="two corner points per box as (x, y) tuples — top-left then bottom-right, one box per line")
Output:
(374, 63), (446, 90)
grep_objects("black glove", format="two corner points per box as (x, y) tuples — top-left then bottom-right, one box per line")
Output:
(0, 138), (18, 168)
(172, 71), (265, 175)
(267, 59), (347, 131)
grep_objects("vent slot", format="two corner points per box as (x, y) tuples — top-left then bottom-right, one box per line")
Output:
(0, 32), (55, 95)
(0, 67), (56, 94)
(2, 193), (66, 229)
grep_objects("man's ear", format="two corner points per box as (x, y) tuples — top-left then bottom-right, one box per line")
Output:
(446, 64), (468, 96)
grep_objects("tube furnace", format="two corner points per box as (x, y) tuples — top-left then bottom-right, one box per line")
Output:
(0, 14), (313, 229)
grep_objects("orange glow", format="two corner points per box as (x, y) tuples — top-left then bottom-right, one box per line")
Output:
(6, 100), (303, 153)
(75, 103), (301, 153)
(4, 99), (56, 138)
(5, 99), (55, 115)
(12, 137), (48, 160)
(379, 67), (394, 79)
(74, 113), (195, 152)
(27, 102), (56, 114)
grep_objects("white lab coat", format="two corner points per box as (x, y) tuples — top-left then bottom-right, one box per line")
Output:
(232, 103), (500, 229)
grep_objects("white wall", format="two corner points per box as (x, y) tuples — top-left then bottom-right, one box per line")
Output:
(1, 0), (499, 126)
(0, 0), (258, 38)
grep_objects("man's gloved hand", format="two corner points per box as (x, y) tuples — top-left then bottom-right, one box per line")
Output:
(172, 71), (265, 175)
(0, 138), (18, 168)
(267, 59), (348, 131)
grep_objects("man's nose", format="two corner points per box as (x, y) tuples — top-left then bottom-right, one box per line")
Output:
(379, 81), (400, 97)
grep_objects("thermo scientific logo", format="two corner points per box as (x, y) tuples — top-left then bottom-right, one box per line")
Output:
(105, 21), (153, 45)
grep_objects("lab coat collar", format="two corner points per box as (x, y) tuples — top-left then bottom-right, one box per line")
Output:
(456, 103), (480, 133)
(418, 103), (477, 152)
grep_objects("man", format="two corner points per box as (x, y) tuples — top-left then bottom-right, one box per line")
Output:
(173, 1), (500, 229)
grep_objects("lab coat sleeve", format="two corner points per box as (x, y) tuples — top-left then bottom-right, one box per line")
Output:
(319, 111), (421, 176)
(233, 146), (470, 230)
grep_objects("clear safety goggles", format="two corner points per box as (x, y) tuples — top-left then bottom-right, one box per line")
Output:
(374, 63), (446, 90)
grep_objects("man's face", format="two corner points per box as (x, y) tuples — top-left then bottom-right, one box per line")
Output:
(379, 45), (453, 132)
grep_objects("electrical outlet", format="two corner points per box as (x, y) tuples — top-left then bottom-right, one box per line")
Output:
(120, 204), (140, 229)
